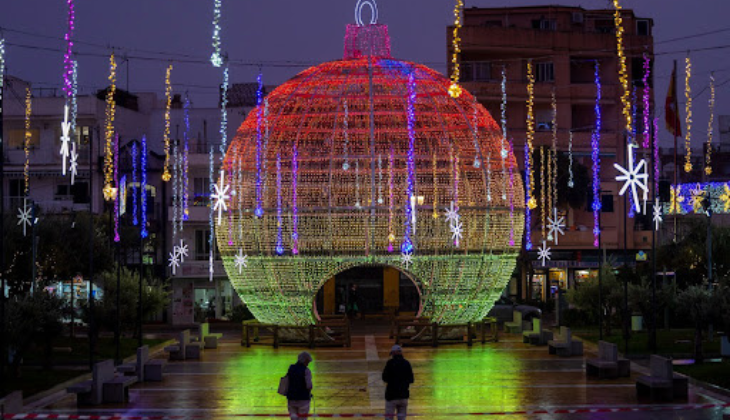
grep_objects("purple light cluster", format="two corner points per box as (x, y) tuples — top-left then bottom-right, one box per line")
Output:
(62, 0), (75, 98)
(291, 142), (300, 255)
(114, 134), (120, 243)
(255, 73), (265, 218)
(642, 54), (652, 149)
(401, 70), (416, 254)
(183, 97), (191, 221)
(276, 152), (284, 255)
(132, 142), (138, 226)
(524, 142), (532, 251)
(141, 135), (148, 239)
(592, 61), (602, 248)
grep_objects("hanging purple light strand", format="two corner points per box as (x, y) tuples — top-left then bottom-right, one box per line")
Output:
(592, 61), (602, 247)
(276, 152), (284, 255)
(113, 134), (120, 243)
(141, 135), (148, 238)
(291, 142), (300, 255)
(642, 54), (652, 149)
(508, 138), (515, 247)
(132, 142), (138, 226)
(254, 72), (265, 218)
(654, 118), (660, 195)
(524, 141), (532, 251)
(62, 0), (75, 97)
(402, 70), (416, 254)
(183, 96), (191, 221)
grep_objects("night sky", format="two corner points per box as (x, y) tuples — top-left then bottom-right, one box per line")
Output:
(1, 0), (728, 145)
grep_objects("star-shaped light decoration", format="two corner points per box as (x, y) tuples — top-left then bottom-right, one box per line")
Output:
(17, 200), (33, 237)
(400, 251), (413, 269)
(59, 104), (72, 176)
(719, 184), (730, 213)
(175, 239), (189, 263)
(211, 169), (231, 225)
(444, 201), (459, 225)
(668, 185), (685, 215)
(168, 251), (180, 276)
(614, 144), (648, 214)
(689, 183), (706, 214)
(233, 249), (248, 274)
(450, 220), (463, 247)
(537, 240), (551, 267)
(653, 198), (663, 231)
(69, 143), (79, 185)
(547, 208), (566, 245)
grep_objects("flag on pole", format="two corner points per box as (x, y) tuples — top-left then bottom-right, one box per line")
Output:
(665, 65), (682, 137)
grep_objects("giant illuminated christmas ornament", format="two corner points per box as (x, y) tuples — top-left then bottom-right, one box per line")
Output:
(216, 3), (524, 326)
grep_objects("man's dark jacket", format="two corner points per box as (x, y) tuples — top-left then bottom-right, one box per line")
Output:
(382, 355), (414, 401)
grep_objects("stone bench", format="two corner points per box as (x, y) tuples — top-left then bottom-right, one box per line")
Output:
(636, 355), (688, 401)
(165, 330), (202, 360)
(504, 311), (523, 334)
(586, 341), (630, 379)
(102, 375), (137, 403)
(67, 359), (115, 405)
(522, 318), (552, 345)
(144, 359), (167, 381)
(198, 323), (223, 349)
(548, 327), (583, 357)
(0, 391), (23, 414)
(118, 345), (166, 382)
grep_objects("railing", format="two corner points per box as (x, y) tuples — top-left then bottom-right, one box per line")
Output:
(241, 316), (351, 349)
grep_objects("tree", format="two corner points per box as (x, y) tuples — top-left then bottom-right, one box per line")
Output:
(567, 265), (623, 335)
(80, 265), (169, 340)
(677, 286), (715, 362)
(5, 292), (67, 377)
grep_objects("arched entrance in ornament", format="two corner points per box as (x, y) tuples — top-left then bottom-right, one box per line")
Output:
(313, 264), (423, 325)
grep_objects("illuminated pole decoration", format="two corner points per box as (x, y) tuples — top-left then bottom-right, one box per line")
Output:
(592, 61), (602, 247)
(291, 141), (300, 255)
(141, 135), (148, 239)
(525, 61), (536, 210)
(684, 55), (692, 173)
(705, 73), (715, 176)
(132, 142), (138, 226)
(448, 0), (464, 98)
(612, 0), (632, 139)
(615, 143), (648, 214)
(210, 0), (223, 67)
(641, 53), (651, 149)
(103, 54), (117, 201)
(254, 71), (265, 217)
(113, 134), (120, 243)
(162, 64), (173, 182)
(402, 71), (416, 253)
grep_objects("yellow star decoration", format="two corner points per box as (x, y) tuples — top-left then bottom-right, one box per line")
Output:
(720, 184), (730, 213)
(689, 184), (705, 214)
(668, 186), (685, 215)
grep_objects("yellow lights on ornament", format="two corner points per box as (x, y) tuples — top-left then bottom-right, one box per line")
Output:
(525, 61), (536, 210)
(103, 53), (117, 201)
(162, 64), (173, 182)
(448, 0), (464, 98)
(612, 0), (632, 138)
(684, 56), (693, 173)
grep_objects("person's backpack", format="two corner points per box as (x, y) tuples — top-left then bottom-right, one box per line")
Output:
(277, 374), (289, 396)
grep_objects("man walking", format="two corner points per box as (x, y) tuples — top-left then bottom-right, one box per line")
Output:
(382, 345), (414, 420)
(286, 351), (313, 420)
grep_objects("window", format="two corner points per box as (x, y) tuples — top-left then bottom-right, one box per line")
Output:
(72, 182), (90, 204)
(193, 177), (210, 207)
(76, 126), (92, 145)
(535, 62), (554, 82)
(460, 62), (492, 82)
(601, 194), (614, 213)
(532, 19), (556, 31)
(594, 19), (614, 34)
(195, 229), (218, 260)
(55, 184), (72, 200)
(8, 129), (40, 149)
(636, 19), (650, 36)
(481, 20), (502, 28)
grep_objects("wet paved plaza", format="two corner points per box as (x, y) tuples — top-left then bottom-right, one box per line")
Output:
(36, 329), (730, 419)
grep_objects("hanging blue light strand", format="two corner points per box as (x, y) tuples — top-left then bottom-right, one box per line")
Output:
(592, 61), (602, 247)
(255, 72), (265, 218)
(219, 66), (229, 160)
(276, 152), (284, 255)
(141, 135), (148, 239)
(132, 142), (138, 226)
(401, 70), (416, 254)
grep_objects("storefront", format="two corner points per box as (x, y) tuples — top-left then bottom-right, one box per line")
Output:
(524, 262), (599, 302)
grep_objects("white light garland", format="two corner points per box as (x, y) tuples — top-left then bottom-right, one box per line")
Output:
(567, 131), (574, 188)
(210, 0), (223, 67)
(615, 143), (648, 214)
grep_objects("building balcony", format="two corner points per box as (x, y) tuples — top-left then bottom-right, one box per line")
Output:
(168, 205), (211, 222)
(176, 259), (225, 279)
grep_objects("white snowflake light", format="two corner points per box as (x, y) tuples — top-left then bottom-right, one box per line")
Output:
(69, 143), (78, 185)
(547, 208), (565, 245)
(614, 144), (648, 214)
(653, 198), (663, 231)
(450, 220), (463, 246)
(59, 104), (72, 176)
(234, 249), (248, 274)
(400, 251), (413, 269)
(17, 200), (32, 237)
(444, 201), (459, 225)
(211, 169), (231, 225)
(537, 240), (551, 267)
(175, 239), (189, 263)
(168, 251), (180, 276)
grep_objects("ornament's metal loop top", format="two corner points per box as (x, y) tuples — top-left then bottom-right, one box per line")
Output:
(355, 0), (378, 26)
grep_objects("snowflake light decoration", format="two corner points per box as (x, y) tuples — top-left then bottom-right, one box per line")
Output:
(175, 239), (189, 263)
(211, 169), (231, 225)
(537, 240), (551, 267)
(234, 249), (248, 274)
(689, 183), (706, 214)
(668, 185), (685, 215)
(614, 144), (648, 214)
(653, 198), (663, 231)
(69, 143), (79, 185)
(450, 220), (463, 246)
(720, 184), (730, 213)
(547, 208), (565, 245)
(59, 104), (72, 176)
(444, 201), (459, 225)
(168, 251), (180, 275)
(400, 251), (413, 269)
(17, 200), (33, 237)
